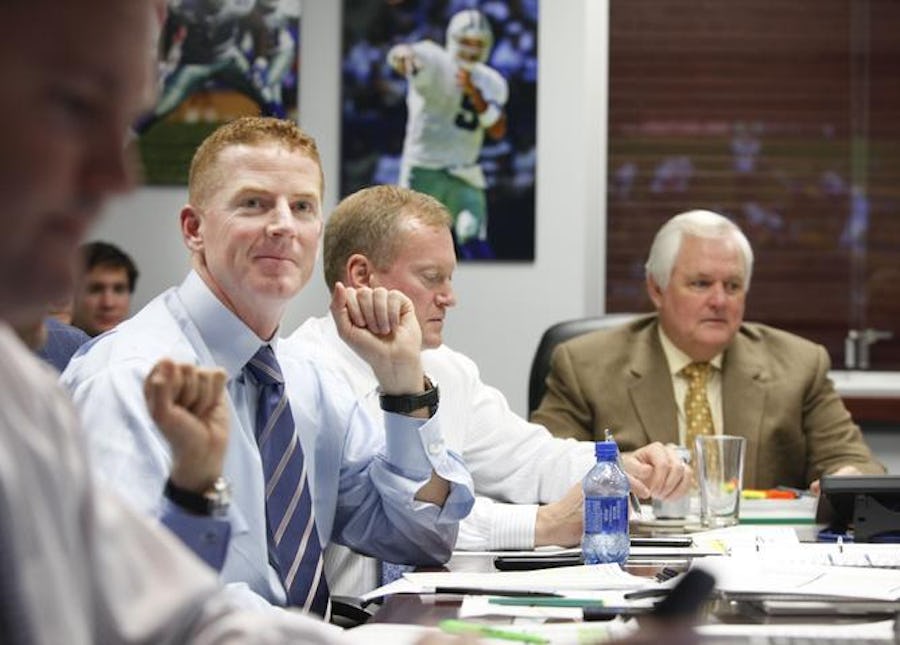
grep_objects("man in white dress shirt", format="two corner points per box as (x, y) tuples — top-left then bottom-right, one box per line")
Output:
(285, 185), (692, 595)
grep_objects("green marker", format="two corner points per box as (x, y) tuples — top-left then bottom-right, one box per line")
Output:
(489, 597), (606, 608)
(439, 619), (550, 644)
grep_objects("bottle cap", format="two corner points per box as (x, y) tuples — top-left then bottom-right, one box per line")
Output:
(596, 440), (618, 460)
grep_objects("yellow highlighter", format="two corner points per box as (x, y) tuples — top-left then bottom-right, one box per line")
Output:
(439, 619), (549, 644)
(742, 489), (767, 499)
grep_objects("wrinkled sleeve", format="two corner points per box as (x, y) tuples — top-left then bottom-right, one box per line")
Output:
(161, 500), (231, 570)
(450, 355), (593, 551)
(326, 385), (474, 566)
(455, 497), (538, 551)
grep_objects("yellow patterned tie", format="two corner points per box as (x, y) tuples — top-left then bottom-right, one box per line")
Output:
(682, 362), (715, 462)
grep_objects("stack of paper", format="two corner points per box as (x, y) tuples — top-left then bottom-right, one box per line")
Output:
(694, 557), (900, 600)
(361, 563), (656, 603)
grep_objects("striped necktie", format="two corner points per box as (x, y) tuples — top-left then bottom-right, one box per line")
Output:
(245, 345), (330, 617)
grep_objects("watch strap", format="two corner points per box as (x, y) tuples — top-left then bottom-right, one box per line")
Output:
(379, 377), (439, 417)
(164, 477), (230, 517)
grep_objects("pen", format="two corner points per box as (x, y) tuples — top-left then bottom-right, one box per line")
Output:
(623, 587), (669, 600)
(433, 587), (563, 597)
(583, 605), (650, 621)
(439, 619), (549, 644)
(489, 596), (606, 607)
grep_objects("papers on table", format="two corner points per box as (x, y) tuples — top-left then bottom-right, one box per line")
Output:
(688, 524), (800, 553)
(363, 525), (900, 611)
(450, 543), (723, 559)
(360, 563), (656, 603)
(694, 556), (900, 600)
(406, 562), (652, 592)
(728, 541), (900, 568)
(459, 590), (658, 621)
(697, 618), (897, 641)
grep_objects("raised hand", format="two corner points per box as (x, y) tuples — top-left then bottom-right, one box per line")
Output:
(330, 282), (425, 394)
(143, 359), (228, 494)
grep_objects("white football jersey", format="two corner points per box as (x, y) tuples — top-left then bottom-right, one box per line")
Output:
(397, 40), (508, 171)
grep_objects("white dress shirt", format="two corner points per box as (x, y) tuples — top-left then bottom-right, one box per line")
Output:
(286, 315), (597, 596)
(61, 272), (474, 608)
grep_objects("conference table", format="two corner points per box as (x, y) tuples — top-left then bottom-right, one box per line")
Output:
(364, 496), (900, 643)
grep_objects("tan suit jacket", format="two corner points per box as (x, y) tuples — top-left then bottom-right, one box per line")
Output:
(531, 315), (883, 489)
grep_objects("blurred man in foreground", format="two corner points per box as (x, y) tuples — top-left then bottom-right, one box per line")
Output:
(0, 0), (464, 643)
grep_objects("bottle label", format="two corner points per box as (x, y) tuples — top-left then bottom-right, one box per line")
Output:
(584, 496), (628, 534)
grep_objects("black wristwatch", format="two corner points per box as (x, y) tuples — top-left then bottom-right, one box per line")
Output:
(379, 377), (439, 418)
(164, 476), (231, 517)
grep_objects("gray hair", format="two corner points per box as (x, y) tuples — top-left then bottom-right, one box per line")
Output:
(644, 210), (754, 290)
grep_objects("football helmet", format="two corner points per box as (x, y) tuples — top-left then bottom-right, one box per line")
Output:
(445, 9), (493, 68)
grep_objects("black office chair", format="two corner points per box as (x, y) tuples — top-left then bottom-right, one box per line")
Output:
(528, 313), (640, 415)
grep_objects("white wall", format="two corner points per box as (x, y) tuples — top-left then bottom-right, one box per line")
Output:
(92, 0), (608, 418)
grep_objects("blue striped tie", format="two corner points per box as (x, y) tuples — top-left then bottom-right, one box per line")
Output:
(246, 345), (330, 617)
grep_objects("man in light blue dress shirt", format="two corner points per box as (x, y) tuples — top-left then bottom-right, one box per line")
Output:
(62, 117), (474, 610)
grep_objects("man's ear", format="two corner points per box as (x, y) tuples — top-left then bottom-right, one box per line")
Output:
(181, 205), (203, 252)
(646, 275), (664, 308)
(346, 254), (374, 288)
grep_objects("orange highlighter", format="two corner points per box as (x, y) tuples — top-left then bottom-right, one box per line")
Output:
(741, 489), (798, 499)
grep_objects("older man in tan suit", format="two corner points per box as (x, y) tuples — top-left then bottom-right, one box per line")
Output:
(532, 210), (883, 491)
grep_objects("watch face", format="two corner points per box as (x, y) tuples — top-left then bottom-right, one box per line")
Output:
(206, 477), (232, 515)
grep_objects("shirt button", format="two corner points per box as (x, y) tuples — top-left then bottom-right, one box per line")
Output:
(428, 441), (443, 455)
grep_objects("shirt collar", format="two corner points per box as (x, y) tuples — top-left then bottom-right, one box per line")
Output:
(657, 324), (723, 377)
(175, 270), (276, 378)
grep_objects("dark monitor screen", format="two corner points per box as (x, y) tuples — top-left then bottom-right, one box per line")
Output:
(815, 475), (900, 541)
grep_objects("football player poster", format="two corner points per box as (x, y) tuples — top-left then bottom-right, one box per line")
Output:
(137, 0), (302, 184)
(341, 1), (538, 261)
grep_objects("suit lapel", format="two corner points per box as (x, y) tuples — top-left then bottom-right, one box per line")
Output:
(628, 322), (679, 445)
(721, 328), (767, 487)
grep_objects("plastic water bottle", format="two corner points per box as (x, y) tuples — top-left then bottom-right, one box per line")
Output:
(582, 440), (630, 566)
